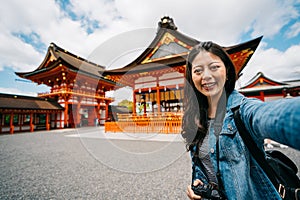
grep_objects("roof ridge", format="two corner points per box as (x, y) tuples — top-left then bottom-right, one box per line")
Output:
(49, 42), (105, 69)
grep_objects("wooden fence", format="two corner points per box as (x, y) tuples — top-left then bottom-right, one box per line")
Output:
(105, 112), (182, 134)
(105, 119), (182, 134)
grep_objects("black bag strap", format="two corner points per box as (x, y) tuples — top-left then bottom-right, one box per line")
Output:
(214, 90), (227, 195)
(232, 107), (284, 196)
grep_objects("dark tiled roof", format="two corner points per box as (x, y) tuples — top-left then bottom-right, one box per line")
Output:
(0, 93), (63, 110)
(103, 27), (198, 75)
(103, 24), (262, 77)
(241, 72), (287, 89)
(16, 42), (105, 80)
(49, 43), (105, 78)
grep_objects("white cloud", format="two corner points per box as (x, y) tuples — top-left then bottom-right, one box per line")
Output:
(106, 87), (133, 105)
(0, 87), (38, 97)
(238, 42), (300, 86)
(0, 0), (299, 87)
(248, 0), (299, 38)
(0, 32), (43, 71)
(286, 22), (300, 38)
(71, 0), (121, 25)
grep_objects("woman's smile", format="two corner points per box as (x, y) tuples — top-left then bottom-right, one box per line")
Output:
(191, 51), (227, 101)
(202, 82), (217, 91)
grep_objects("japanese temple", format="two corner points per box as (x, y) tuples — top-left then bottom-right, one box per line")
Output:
(102, 16), (262, 133)
(1, 16), (299, 134)
(103, 17), (263, 114)
(239, 72), (300, 101)
(15, 42), (117, 129)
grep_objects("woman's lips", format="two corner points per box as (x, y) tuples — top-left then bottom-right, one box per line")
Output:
(202, 82), (216, 90)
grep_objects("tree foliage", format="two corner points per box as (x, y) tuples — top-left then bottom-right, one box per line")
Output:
(118, 99), (133, 112)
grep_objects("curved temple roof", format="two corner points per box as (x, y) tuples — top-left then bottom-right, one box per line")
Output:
(16, 16), (262, 89)
(103, 16), (262, 86)
(0, 93), (63, 111)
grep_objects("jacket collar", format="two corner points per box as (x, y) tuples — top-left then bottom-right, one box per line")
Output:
(226, 90), (245, 111)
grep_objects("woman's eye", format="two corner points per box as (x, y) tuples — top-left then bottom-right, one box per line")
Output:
(194, 67), (203, 74)
(210, 65), (219, 71)
(193, 68), (203, 74)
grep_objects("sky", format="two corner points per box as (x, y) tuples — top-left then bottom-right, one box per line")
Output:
(1, 0), (300, 99)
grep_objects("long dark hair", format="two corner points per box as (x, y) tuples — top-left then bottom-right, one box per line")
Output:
(181, 41), (236, 151)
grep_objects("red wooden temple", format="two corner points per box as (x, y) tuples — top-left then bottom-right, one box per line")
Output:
(102, 16), (262, 133)
(16, 43), (117, 128)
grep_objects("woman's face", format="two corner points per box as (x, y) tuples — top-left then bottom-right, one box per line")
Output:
(191, 51), (227, 101)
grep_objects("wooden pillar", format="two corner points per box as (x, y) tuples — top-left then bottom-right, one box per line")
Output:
(64, 101), (68, 128)
(143, 101), (147, 116)
(58, 112), (62, 129)
(76, 97), (82, 126)
(260, 91), (265, 101)
(96, 101), (101, 126)
(30, 113), (34, 132)
(105, 101), (109, 120)
(62, 93), (71, 128)
(46, 113), (50, 131)
(156, 77), (161, 113)
(133, 90), (137, 115)
(54, 113), (57, 128)
(10, 113), (14, 134)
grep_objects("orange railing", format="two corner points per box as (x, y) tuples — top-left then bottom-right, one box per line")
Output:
(105, 112), (182, 134)
(116, 112), (182, 121)
(105, 120), (182, 134)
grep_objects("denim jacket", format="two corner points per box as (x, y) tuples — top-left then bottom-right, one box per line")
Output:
(191, 90), (300, 200)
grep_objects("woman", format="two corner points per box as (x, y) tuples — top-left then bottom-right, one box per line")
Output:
(181, 41), (300, 199)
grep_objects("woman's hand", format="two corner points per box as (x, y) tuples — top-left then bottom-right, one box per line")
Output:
(186, 179), (203, 199)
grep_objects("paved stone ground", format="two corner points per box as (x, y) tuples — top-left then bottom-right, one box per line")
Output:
(0, 127), (191, 200)
(0, 127), (299, 199)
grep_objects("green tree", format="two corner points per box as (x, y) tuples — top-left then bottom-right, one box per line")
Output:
(118, 99), (133, 112)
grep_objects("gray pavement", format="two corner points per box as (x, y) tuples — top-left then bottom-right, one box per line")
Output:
(0, 127), (191, 200)
(0, 127), (299, 199)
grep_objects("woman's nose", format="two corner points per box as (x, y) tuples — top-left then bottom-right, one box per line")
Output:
(202, 68), (212, 80)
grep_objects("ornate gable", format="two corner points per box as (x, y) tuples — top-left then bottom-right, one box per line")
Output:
(141, 32), (192, 64)
(241, 72), (287, 89)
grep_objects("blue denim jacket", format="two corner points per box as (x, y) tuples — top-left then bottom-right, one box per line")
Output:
(191, 90), (300, 199)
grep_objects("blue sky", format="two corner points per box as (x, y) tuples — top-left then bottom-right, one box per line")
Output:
(0, 0), (300, 97)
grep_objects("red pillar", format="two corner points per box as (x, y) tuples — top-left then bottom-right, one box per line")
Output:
(105, 101), (109, 120)
(64, 101), (68, 128)
(46, 113), (50, 130)
(30, 113), (34, 132)
(156, 90), (161, 113)
(133, 90), (136, 115)
(76, 97), (82, 127)
(156, 78), (161, 113)
(260, 91), (265, 101)
(9, 113), (14, 134)
(96, 101), (101, 126)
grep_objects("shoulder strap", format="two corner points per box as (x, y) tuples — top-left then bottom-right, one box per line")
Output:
(214, 90), (227, 193)
(232, 107), (280, 190)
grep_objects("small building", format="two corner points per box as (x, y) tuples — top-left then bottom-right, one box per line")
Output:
(0, 93), (63, 134)
(239, 72), (300, 101)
